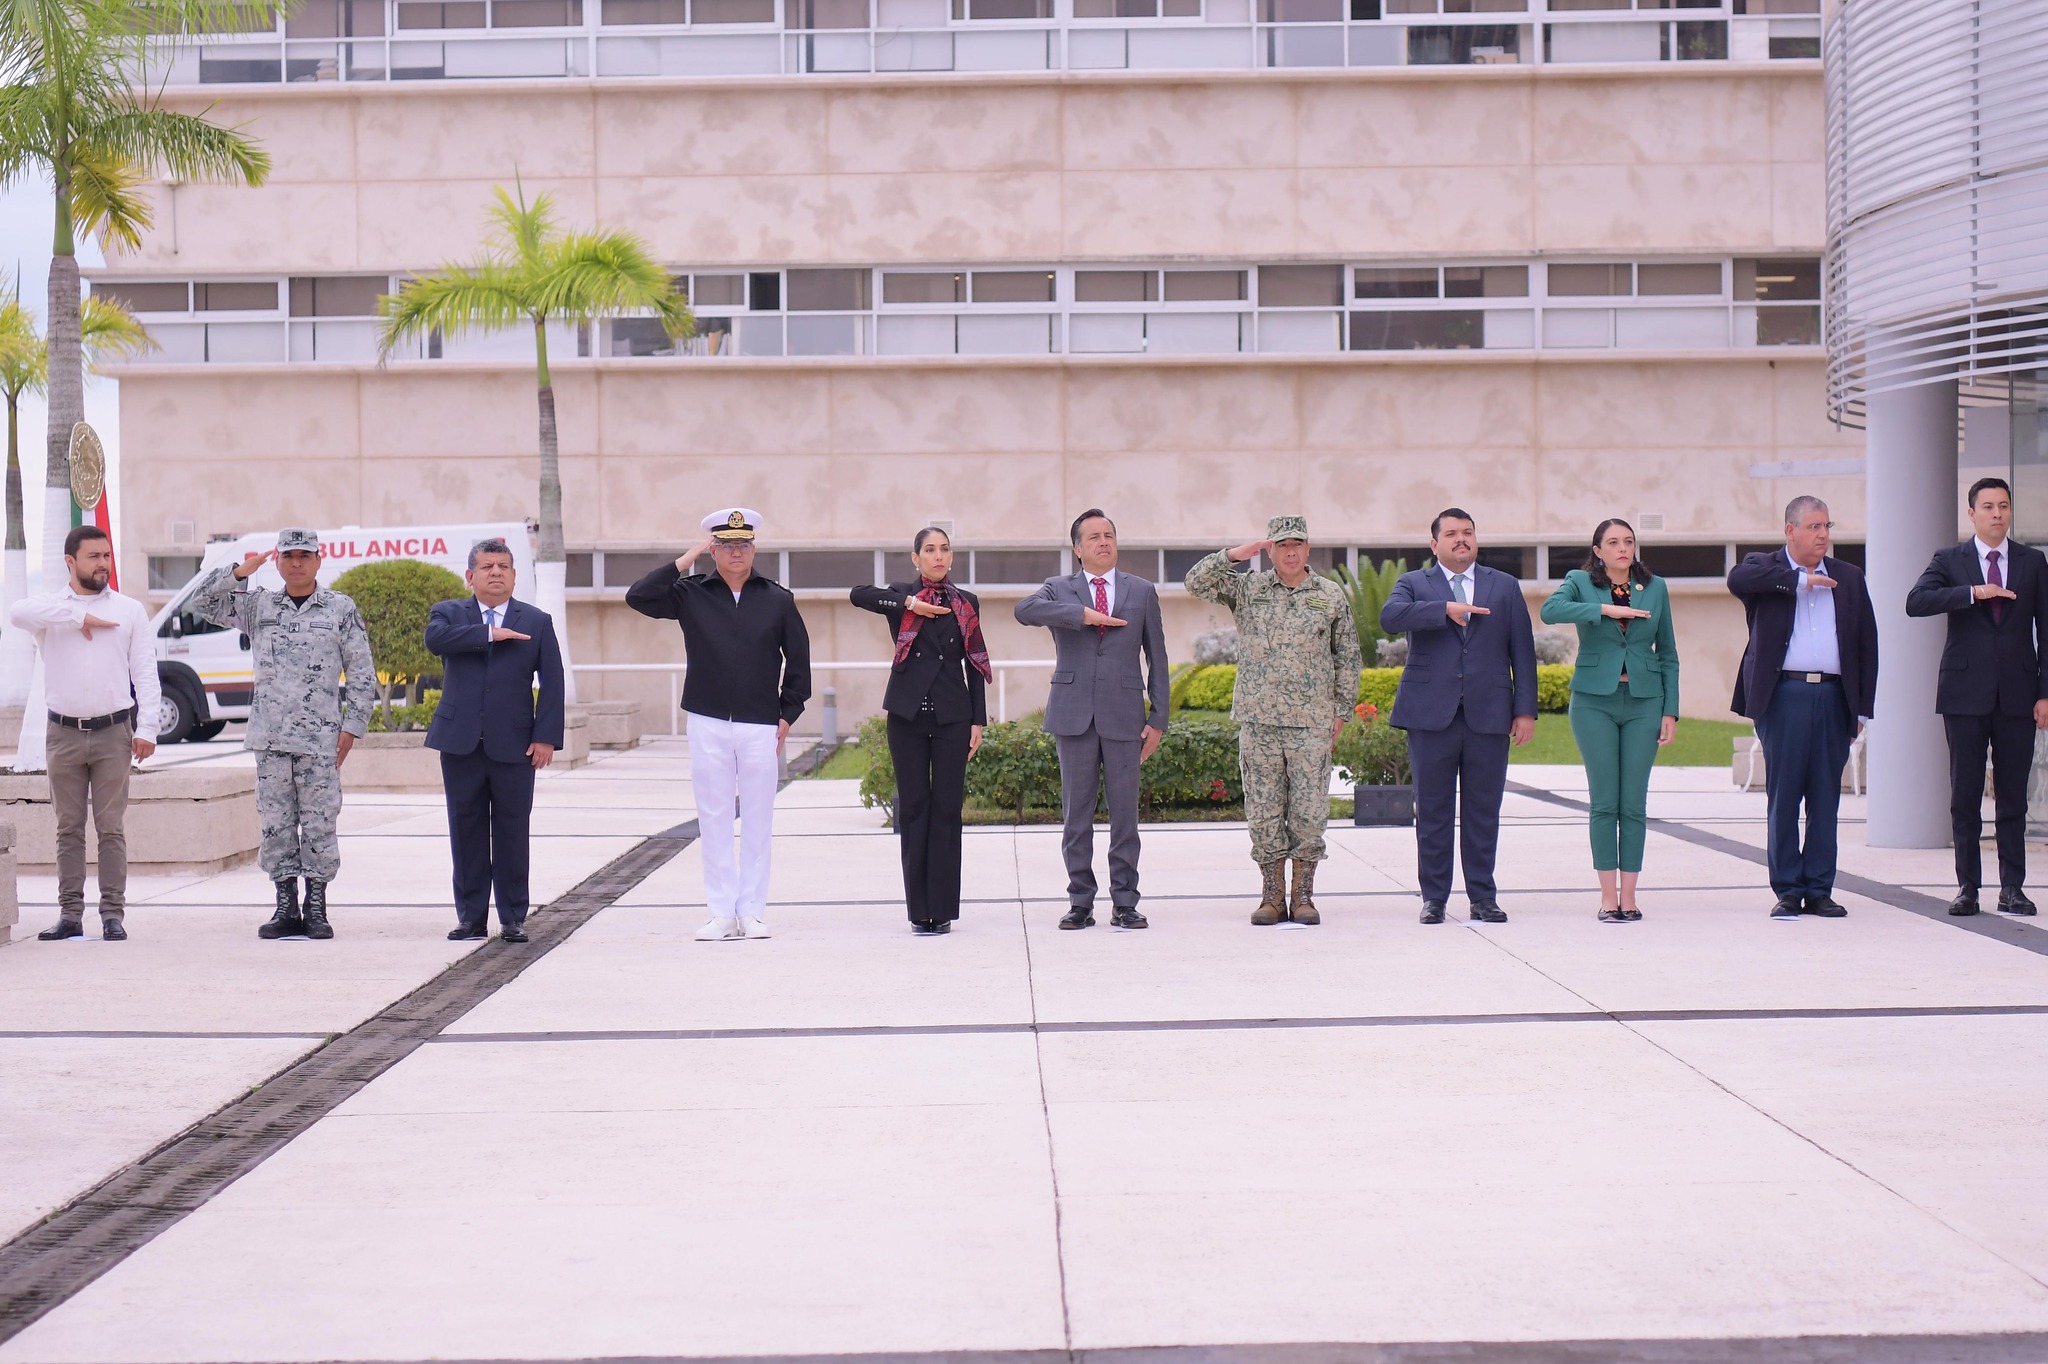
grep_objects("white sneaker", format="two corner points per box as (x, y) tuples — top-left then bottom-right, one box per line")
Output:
(694, 917), (742, 942)
(740, 916), (772, 940)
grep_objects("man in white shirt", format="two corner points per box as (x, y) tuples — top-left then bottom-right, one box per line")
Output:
(7, 526), (161, 940)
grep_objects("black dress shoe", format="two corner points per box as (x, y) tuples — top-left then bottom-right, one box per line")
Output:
(37, 919), (83, 941)
(499, 926), (529, 943)
(1110, 907), (1148, 930)
(1419, 900), (1446, 924)
(1948, 891), (1981, 917)
(1059, 907), (1095, 930)
(1998, 887), (2037, 916)
(1468, 902), (1508, 924)
(1804, 895), (1848, 918)
(911, 920), (938, 935)
(447, 924), (489, 940)
(101, 918), (128, 941)
(1769, 894), (1803, 920)
(929, 919), (952, 934)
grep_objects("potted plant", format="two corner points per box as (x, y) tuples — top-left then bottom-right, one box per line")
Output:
(1334, 702), (1415, 827)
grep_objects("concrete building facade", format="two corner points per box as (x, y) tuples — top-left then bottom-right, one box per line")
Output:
(96, 16), (1855, 727)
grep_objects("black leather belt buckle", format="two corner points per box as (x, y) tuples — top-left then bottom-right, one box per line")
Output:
(49, 709), (132, 732)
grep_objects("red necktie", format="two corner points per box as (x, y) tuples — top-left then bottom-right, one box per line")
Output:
(1989, 550), (2006, 625)
(1093, 576), (1108, 635)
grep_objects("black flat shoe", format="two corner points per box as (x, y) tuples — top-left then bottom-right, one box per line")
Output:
(499, 926), (529, 943)
(1621, 909), (1642, 922)
(1059, 908), (1095, 930)
(1598, 908), (1627, 923)
(1419, 900), (1446, 925)
(448, 925), (489, 940)
(1948, 892), (1981, 917)
(1998, 888), (2037, 916)
(37, 919), (83, 941)
(101, 919), (128, 941)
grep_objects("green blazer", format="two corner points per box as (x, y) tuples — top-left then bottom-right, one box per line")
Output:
(1540, 569), (1681, 716)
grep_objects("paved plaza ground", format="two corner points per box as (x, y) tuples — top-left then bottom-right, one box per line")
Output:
(3, 737), (2048, 1362)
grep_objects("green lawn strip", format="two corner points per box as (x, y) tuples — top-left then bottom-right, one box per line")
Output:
(1508, 715), (1750, 767)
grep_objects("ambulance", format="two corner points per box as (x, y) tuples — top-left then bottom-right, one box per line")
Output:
(149, 523), (533, 743)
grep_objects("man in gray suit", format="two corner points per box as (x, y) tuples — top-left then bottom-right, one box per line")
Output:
(1015, 509), (1172, 930)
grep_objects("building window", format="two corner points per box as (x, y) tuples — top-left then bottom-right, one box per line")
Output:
(786, 550), (878, 588)
(1076, 270), (1159, 303)
(1636, 263), (1723, 296)
(884, 272), (966, 305)
(1165, 270), (1247, 302)
(1641, 543), (1728, 578)
(1258, 264), (1344, 307)
(566, 552), (594, 587)
(1348, 310), (1482, 350)
(92, 281), (190, 313)
(972, 271), (1056, 304)
(1407, 23), (1519, 63)
(147, 555), (204, 591)
(786, 268), (872, 311)
(1549, 263), (1632, 297)
(288, 275), (388, 317)
(692, 274), (745, 307)
(970, 549), (1061, 584)
(1476, 546), (1536, 579)
(602, 552), (676, 586)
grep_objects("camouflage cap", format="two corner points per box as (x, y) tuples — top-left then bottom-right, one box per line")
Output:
(1267, 515), (1309, 543)
(276, 527), (322, 554)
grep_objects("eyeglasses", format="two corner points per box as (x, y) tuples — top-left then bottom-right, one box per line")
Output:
(1795, 521), (1835, 532)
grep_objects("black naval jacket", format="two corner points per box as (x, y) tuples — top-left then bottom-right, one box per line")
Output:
(850, 582), (989, 727)
(625, 563), (812, 726)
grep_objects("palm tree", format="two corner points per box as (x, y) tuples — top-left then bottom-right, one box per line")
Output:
(0, 276), (151, 707)
(378, 184), (692, 695)
(0, 0), (272, 590)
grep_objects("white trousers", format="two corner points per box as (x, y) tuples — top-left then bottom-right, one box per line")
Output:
(688, 713), (780, 921)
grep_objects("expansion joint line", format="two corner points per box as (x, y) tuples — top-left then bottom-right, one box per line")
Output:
(1015, 828), (1080, 1363)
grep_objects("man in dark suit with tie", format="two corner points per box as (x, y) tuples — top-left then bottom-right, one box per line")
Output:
(424, 537), (566, 943)
(1014, 509), (1172, 931)
(1380, 509), (1538, 924)
(1728, 495), (1880, 920)
(1905, 477), (2048, 918)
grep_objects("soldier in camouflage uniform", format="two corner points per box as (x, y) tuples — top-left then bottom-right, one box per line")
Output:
(187, 528), (376, 941)
(1185, 516), (1363, 926)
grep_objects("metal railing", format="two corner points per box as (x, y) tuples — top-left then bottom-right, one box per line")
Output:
(572, 658), (1057, 733)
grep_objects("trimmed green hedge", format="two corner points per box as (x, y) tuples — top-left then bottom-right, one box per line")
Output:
(1176, 663), (1574, 716)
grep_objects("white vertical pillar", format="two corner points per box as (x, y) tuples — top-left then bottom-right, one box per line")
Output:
(1864, 377), (1959, 847)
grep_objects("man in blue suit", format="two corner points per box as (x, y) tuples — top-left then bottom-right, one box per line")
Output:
(424, 537), (566, 943)
(1380, 509), (1538, 924)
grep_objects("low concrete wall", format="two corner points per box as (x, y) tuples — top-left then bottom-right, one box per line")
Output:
(572, 700), (642, 749)
(342, 712), (592, 792)
(0, 820), (16, 943)
(1731, 737), (1866, 795)
(0, 768), (258, 874)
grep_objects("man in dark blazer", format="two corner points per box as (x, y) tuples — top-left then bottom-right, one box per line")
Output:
(1905, 477), (2048, 917)
(424, 537), (566, 944)
(1014, 508), (1171, 930)
(1380, 508), (1538, 924)
(1728, 495), (1879, 920)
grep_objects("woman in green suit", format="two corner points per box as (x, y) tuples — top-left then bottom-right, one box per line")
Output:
(1541, 519), (1679, 922)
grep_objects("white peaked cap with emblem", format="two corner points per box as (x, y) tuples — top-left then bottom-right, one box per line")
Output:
(702, 507), (763, 542)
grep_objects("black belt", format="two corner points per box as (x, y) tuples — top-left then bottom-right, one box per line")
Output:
(50, 708), (134, 732)
(1780, 671), (1839, 684)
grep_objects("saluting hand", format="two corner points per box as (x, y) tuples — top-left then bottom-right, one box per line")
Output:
(906, 597), (952, 619)
(232, 549), (275, 581)
(676, 540), (716, 573)
(1973, 583), (2018, 602)
(1082, 607), (1128, 628)
(1226, 538), (1273, 564)
(1599, 603), (1652, 621)
(1805, 573), (1839, 590)
(490, 626), (532, 642)
(80, 613), (117, 640)
(1446, 600), (1491, 625)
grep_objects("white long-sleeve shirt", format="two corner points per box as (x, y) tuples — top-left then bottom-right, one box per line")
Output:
(7, 585), (162, 742)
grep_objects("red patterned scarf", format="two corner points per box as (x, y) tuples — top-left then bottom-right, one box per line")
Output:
(892, 577), (993, 682)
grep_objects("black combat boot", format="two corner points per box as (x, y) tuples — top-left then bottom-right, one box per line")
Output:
(258, 878), (302, 939)
(302, 879), (334, 939)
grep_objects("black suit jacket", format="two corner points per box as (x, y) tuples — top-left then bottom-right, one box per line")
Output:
(423, 596), (566, 764)
(1905, 539), (2048, 717)
(851, 582), (989, 726)
(1727, 549), (1879, 731)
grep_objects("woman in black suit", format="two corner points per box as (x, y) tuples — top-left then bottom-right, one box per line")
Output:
(851, 527), (989, 934)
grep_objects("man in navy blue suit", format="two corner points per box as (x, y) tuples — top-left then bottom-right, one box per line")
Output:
(425, 538), (565, 943)
(1380, 509), (1539, 925)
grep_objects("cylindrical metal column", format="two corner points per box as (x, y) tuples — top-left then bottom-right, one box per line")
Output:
(1864, 377), (1959, 848)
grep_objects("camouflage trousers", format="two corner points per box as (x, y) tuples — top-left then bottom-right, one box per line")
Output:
(1239, 721), (1334, 865)
(255, 750), (343, 882)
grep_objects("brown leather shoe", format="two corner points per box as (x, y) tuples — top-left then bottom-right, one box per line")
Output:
(1288, 858), (1320, 925)
(1251, 861), (1286, 925)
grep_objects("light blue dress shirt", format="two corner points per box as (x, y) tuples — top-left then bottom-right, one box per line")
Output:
(1780, 556), (1842, 674)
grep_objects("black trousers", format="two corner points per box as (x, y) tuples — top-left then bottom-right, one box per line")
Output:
(1946, 711), (2035, 892)
(1406, 707), (1510, 905)
(440, 747), (537, 930)
(887, 714), (971, 923)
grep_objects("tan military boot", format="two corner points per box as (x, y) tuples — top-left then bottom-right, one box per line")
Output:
(1251, 861), (1287, 925)
(1289, 858), (1321, 925)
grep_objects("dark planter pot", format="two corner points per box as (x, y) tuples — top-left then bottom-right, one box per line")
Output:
(1353, 783), (1416, 827)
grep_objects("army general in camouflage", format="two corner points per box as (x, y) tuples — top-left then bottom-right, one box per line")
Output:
(1185, 516), (1363, 926)
(187, 527), (376, 942)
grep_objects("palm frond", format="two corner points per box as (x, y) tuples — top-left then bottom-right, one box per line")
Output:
(0, 293), (48, 400)
(66, 140), (154, 252)
(533, 231), (694, 337)
(80, 293), (156, 370)
(377, 264), (532, 355)
(94, 106), (269, 187)
(486, 182), (554, 268)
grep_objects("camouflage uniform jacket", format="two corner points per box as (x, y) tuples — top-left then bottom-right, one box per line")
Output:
(186, 567), (377, 755)
(1185, 549), (1363, 728)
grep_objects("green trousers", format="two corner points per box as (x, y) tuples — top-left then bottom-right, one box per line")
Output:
(1568, 688), (1663, 873)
